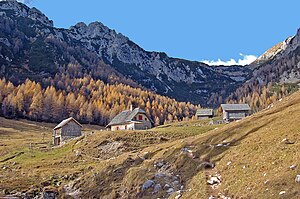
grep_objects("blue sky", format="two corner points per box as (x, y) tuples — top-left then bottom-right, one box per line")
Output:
(25, 0), (300, 65)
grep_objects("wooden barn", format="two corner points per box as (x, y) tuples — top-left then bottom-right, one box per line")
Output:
(106, 106), (152, 131)
(221, 104), (251, 122)
(196, 108), (214, 119)
(53, 117), (82, 145)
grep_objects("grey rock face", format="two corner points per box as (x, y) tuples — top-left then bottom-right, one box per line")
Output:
(0, 1), (53, 26)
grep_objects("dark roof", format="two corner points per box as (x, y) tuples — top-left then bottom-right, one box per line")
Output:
(221, 104), (251, 111)
(196, 109), (213, 116)
(54, 117), (82, 130)
(106, 108), (150, 127)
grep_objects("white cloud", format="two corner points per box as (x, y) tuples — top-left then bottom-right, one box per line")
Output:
(202, 53), (257, 66)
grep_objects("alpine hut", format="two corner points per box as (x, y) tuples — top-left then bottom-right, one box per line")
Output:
(106, 106), (152, 131)
(195, 108), (214, 120)
(221, 104), (251, 122)
(53, 117), (82, 145)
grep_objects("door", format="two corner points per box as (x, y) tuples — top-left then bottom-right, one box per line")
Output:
(55, 137), (60, 145)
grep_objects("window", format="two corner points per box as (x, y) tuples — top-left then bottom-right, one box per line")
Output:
(139, 115), (143, 120)
(145, 118), (147, 121)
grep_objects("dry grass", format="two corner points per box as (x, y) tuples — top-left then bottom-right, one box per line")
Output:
(0, 92), (300, 198)
(0, 117), (219, 197)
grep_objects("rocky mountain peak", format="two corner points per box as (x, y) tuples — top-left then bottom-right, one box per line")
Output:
(70, 21), (115, 37)
(251, 36), (292, 67)
(69, 22), (88, 35)
(0, 0), (53, 27)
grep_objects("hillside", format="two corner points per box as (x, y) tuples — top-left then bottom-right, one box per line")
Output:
(1, 1), (300, 110)
(1, 90), (300, 198)
(0, 1), (251, 106)
(0, 77), (198, 126)
(226, 29), (300, 111)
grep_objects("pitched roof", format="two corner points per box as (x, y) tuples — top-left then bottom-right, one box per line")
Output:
(53, 117), (82, 130)
(221, 104), (251, 111)
(196, 109), (213, 116)
(106, 108), (150, 127)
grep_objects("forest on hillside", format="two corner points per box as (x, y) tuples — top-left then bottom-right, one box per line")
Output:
(0, 58), (298, 126)
(226, 81), (299, 113)
(0, 75), (198, 126)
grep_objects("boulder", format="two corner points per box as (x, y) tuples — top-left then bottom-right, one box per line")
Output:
(172, 180), (180, 186)
(207, 176), (221, 185)
(142, 180), (155, 191)
(166, 188), (174, 194)
(279, 191), (286, 195)
(164, 184), (171, 189)
(187, 152), (199, 159)
(75, 150), (81, 157)
(42, 187), (58, 199)
(181, 147), (192, 153)
(153, 184), (161, 193)
(154, 161), (165, 168)
(281, 138), (294, 144)
(197, 162), (214, 169)
(154, 172), (165, 178)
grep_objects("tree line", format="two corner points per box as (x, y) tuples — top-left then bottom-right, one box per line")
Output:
(0, 76), (198, 126)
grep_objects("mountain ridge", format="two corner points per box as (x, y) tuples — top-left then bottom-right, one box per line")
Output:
(1, 1), (300, 108)
(0, 1), (251, 106)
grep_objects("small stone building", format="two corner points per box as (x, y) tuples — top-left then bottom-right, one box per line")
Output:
(221, 104), (251, 122)
(196, 109), (214, 119)
(106, 107), (152, 131)
(53, 117), (82, 145)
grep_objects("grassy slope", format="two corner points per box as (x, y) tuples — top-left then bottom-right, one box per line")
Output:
(0, 91), (299, 198)
(182, 95), (300, 198)
(0, 118), (219, 197)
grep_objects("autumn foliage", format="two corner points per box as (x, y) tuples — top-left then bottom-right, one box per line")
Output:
(226, 81), (299, 113)
(0, 76), (197, 126)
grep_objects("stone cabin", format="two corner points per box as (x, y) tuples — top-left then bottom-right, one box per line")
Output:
(196, 108), (214, 120)
(106, 106), (153, 131)
(53, 117), (82, 145)
(221, 104), (251, 122)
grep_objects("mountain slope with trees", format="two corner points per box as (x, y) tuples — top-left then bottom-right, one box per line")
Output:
(0, 1), (251, 106)
(226, 29), (300, 112)
(1, 0), (300, 120)
(0, 77), (197, 126)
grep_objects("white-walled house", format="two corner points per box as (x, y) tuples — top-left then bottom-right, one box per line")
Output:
(106, 107), (152, 131)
